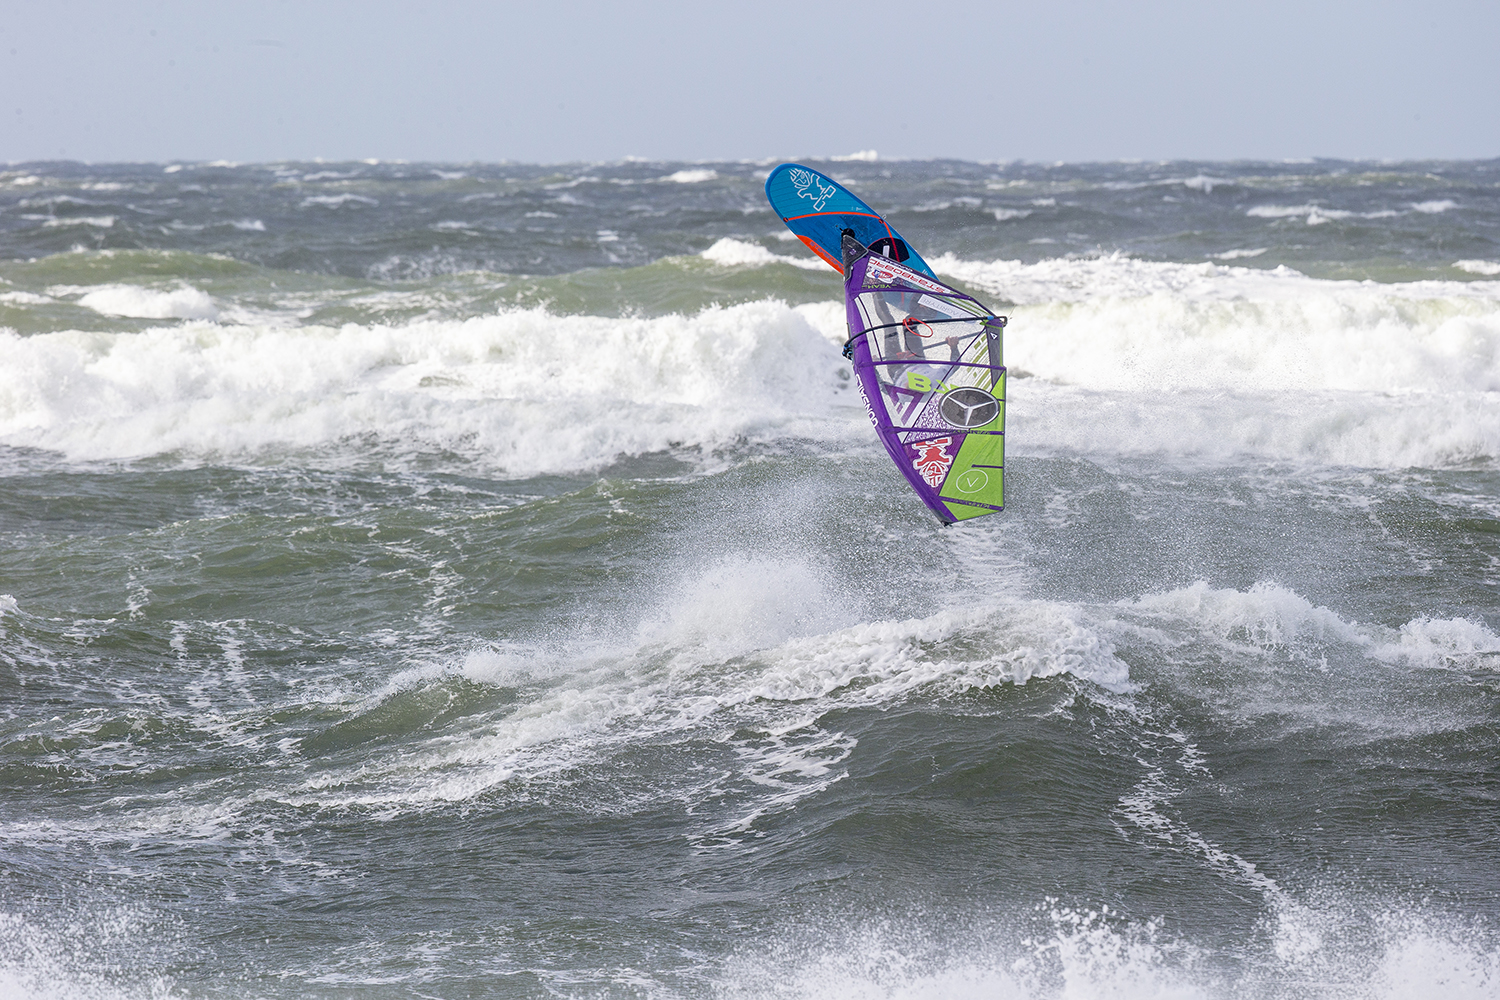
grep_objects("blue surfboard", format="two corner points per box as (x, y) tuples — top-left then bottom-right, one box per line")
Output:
(764, 164), (936, 278)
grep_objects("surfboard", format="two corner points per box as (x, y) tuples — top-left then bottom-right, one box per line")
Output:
(764, 164), (937, 278)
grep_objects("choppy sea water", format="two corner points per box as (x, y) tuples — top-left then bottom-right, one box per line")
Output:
(1, 157), (1498, 999)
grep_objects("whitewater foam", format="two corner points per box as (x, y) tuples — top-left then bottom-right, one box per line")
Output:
(699, 237), (826, 270)
(680, 247), (1500, 395)
(0, 555), (1136, 839)
(1014, 379), (1500, 468)
(1112, 580), (1500, 738)
(6, 252), (1499, 472)
(0, 301), (855, 471)
(0, 291), (52, 306)
(364, 582), (1128, 816)
(298, 194), (378, 209)
(1121, 580), (1500, 672)
(76, 284), (218, 320)
(718, 900), (1500, 1000)
(1244, 201), (1453, 225)
(931, 254), (1500, 467)
(0, 905), (183, 1000)
(40, 216), (116, 229)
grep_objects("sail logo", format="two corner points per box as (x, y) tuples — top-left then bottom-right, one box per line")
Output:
(911, 437), (955, 488)
(939, 387), (999, 428)
(954, 468), (989, 493)
(788, 168), (836, 211)
(855, 374), (879, 426)
(866, 259), (947, 294)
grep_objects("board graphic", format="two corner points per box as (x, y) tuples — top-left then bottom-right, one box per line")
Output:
(764, 164), (936, 278)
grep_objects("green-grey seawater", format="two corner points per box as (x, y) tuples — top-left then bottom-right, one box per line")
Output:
(1, 158), (1498, 998)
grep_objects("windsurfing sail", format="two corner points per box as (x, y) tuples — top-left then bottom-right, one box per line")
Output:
(840, 231), (1006, 524)
(764, 163), (936, 278)
(765, 164), (1006, 523)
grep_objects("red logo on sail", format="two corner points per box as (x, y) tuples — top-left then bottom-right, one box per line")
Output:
(910, 437), (955, 488)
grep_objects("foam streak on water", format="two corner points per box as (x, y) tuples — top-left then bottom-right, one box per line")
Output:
(0, 159), (1497, 998)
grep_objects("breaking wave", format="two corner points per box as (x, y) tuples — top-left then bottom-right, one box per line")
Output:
(3, 251), (1498, 473)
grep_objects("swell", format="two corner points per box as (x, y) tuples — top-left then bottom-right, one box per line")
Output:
(3, 249), (1498, 472)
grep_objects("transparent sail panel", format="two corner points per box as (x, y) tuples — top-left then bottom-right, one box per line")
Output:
(855, 289), (1002, 433)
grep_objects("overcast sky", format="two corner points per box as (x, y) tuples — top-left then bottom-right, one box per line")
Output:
(3, 0), (1496, 164)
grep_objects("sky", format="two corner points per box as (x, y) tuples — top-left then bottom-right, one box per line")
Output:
(2, 0), (1497, 164)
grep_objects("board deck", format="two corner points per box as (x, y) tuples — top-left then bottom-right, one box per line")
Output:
(764, 164), (936, 278)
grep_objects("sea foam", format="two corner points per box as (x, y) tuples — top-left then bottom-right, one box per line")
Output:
(76, 284), (219, 320)
(0, 300), (853, 472)
(716, 901), (1500, 1000)
(1122, 579), (1500, 673)
(700, 237), (826, 270)
(4, 254), (1499, 473)
(947, 254), (1500, 467)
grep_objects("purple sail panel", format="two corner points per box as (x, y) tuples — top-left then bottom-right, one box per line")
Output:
(842, 237), (1007, 524)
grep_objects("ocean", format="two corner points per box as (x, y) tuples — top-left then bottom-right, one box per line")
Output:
(0, 156), (1497, 999)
